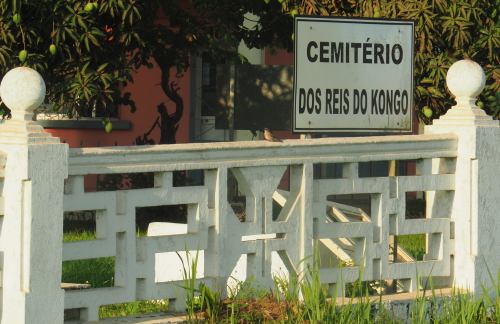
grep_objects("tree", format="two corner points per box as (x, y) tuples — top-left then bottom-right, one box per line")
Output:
(277, 0), (499, 121)
(0, 0), (287, 127)
(1, 1), (497, 129)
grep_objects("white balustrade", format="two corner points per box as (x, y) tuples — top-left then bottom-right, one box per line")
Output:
(0, 60), (498, 323)
(62, 134), (457, 320)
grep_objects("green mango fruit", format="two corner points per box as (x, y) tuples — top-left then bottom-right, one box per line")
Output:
(84, 3), (95, 12)
(49, 44), (57, 55)
(18, 49), (28, 62)
(13, 13), (21, 24)
(422, 106), (433, 118)
(104, 121), (113, 133)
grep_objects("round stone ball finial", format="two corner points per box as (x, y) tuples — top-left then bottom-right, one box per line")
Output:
(0, 67), (46, 121)
(446, 59), (485, 104)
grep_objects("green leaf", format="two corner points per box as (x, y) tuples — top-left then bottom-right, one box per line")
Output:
(420, 78), (434, 84)
(81, 61), (90, 74)
(65, 27), (79, 42)
(77, 15), (87, 30)
(87, 33), (100, 47)
(83, 36), (90, 51)
(97, 63), (109, 72)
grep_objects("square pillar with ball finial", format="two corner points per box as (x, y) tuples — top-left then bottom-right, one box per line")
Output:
(0, 67), (68, 324)
(425, 59), (500, 298)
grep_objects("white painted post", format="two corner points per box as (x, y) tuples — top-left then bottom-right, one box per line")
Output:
(0, 67), (68, 323)
(425, 60), (500, 297)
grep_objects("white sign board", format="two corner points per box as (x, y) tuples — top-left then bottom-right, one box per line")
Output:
(293, 17), (414, 133)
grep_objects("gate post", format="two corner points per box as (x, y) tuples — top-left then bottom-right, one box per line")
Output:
(0, 67), (68, 323)
(425, 60), (500, 297)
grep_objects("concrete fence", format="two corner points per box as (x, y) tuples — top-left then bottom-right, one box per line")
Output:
(0, 60), (499, 323)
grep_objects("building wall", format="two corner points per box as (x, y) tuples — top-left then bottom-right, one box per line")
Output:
(43, 46), (300, 148)
(45, 61), (191, 148)
(265, 48), (293, 66)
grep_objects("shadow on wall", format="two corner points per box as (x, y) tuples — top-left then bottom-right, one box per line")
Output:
(234, 65), (293, 131)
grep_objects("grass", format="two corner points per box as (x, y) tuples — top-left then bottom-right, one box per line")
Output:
(99, 300), (168, 319)
(63, 230), (96, 242)
(398, 234), (426, 261)
(62, 230), (114, 288)
(62, 257), (115, 287)
(62, 231), (167, 319)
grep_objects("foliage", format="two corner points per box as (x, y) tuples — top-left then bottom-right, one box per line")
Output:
(2, 1), (495, 124)
(178, 249), (200, 322)
(189, 266), (499, 323)
(0, 0), (288, 118)
(277, 0), (499, 121)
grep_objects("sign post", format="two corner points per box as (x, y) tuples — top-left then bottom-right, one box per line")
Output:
(293, 16), (414, 133)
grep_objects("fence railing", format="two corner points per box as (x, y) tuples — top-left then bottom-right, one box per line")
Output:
(67, 134), (457, 174)
(62, 134), (458, 320)
(0, 60), (499, 323)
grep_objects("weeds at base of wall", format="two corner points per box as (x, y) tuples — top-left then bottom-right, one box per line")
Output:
(177, 250), (499, 323)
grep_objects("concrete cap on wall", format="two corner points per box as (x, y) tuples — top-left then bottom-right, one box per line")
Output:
(430, 59), (497, 127)
(446, 59), (485, 101)
(0, 67), (46, 121)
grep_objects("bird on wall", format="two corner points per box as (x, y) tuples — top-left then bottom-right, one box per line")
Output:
(263, 128), (282, 142)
